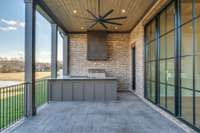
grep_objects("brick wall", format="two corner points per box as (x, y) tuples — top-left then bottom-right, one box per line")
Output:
(69, 34), (130, 91)
(68, 0), (169, 94)
(129, 22), (145, 97)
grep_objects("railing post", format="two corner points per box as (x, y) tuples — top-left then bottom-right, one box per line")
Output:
(51, 24), (58, 78)
(62, 34), (70, 76)
(24, 0), (36, 116)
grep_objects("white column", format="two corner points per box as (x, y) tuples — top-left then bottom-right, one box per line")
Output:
(63, 34), (69, 76)
(24, 0), (36, 116)
(51, 24), (58, 78)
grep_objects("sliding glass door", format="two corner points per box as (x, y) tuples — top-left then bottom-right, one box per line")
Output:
(145, 20), (156, 103)
(159, 3), (176, 113)
(145, 0), (200, 130)
(180, 0), (194, 124)
(195, 17), (200, 128)
(179, 0), (200, 127)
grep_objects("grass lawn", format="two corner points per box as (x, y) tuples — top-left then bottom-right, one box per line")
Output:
(0, 79), (48, 130)
(0, 72), (50, 81)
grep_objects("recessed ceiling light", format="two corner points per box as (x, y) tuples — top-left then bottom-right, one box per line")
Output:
(122, 9), (126, 13)
(81, 27), (84, 30)
(73, 10), (77, 14)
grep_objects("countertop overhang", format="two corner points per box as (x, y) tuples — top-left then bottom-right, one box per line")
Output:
(47, 76), (117, 80)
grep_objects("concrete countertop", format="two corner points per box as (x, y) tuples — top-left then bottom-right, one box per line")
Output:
(47, 76), (118, 80)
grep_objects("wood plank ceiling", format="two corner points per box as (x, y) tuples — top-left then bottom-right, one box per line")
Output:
(42, 0), (156, 33)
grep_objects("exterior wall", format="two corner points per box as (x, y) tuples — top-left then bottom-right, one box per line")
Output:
(129, 0), (169, 98)
(68, 0), (170, 94)
(129, 23), (145, 97)
(69, 34), (130, 91)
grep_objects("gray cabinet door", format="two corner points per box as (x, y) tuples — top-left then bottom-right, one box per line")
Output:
(51, 81), (62, 101)
(73, 81), (83, 101)
(105, 80), (117, 100)
(62, 81), (73, 100)
(84, 81), (94, 101)
(94, 80), (105, 101)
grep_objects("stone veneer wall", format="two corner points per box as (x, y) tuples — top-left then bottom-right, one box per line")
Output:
(129, 0), (169, 98)
(69, 34), (130, 91)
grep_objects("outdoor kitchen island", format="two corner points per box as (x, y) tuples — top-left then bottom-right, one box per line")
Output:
(47, 76), (118, 101)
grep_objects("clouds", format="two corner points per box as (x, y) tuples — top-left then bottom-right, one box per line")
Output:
(35, 51), (51, 63)
(0, 19), (25, 31)
(17, 51), (24, 55)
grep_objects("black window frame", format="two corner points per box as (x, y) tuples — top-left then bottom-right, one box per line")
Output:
(144, 0), (200, 131)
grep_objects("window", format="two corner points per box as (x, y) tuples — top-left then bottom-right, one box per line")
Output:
(145, 20), (157, 103)
(194, 14), (200, 128)
(181, 22), (193, 56)
(145, 0), (200, 130)
(195, 0), (200, 17)
(180, 0), (192, 24)
(180, 0), (197, 126)
(158, 2), (175, 113)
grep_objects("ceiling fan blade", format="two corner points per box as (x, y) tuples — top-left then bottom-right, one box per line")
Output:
(98, 0), (100, 16)
(105, 16), (127, 21)
(103, 21), (122, 26)
(102, 9), (114, 18)
(89, 22), (98, 29)
(87, 9), (98, 19)
(100, 22), (108, 29)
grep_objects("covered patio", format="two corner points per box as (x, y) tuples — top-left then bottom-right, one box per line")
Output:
(10, 93), (186, 133)
(0, 0), (199, 132)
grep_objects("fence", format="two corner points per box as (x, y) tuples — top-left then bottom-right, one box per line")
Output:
(0, 79), (48, 131)
(0, 83), (27, 131)
(35, 79), (48, 107)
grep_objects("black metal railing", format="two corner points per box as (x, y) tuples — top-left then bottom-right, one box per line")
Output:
(0, 79), (48, 131)
(0, 83), (27, 131)
(35, 79), (48, 108)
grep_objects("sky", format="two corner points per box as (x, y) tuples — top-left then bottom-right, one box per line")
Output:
(0, 0), (63, 63)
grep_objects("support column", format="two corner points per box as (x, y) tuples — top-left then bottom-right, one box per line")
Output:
(24, 0), (36, 116)
(63, 34), (70, 76)
(51, 24), (58, 78)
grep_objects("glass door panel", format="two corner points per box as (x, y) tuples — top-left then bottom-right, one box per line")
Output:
(160, 84), (166, 108)
(181, 89), (193, 124)
(181, 56), (193, 89)
(151, 82), (156, 102)
(166, 31), (175, 58)
(180, 0), (192, 24)
(167, 85), (175, 113)
(160, 36), (166, 59)
(195, 0), (200, 17)
(166, 3), (175, 32)
(181, 22), (193, 56)
(196, 92), (200, 127)
(160, 61), (165, 83)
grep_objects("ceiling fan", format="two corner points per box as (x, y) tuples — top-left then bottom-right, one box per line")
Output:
(75, 0), (127, 29)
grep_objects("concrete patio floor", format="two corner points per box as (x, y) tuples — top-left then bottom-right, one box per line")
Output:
(11, 93), (186, 133)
